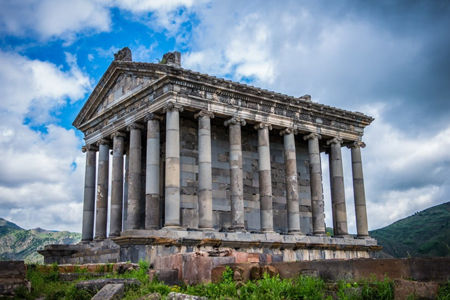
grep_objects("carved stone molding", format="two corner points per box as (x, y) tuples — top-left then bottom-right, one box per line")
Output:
(326, 136), (344, 145)
(347, 141), (366, 149)
(110, 132), (126, 139)
(144, 112), (164, 122)
(224, 117), (246, 127)
(194, 110), (215, 119)
(280, 127), (297, 136)
(127, 123), (145, 131)
(163, 101), (184, 113)
(82, 144), (98, 152)
(303, 132), (322, 141)
(254, 122), (272, 131)
(96, 138), (111, 146)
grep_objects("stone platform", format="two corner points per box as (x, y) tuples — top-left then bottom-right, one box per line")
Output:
(39, 230), (380, 265)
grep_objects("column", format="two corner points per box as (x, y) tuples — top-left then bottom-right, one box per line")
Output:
(195, 110), (215, 230)
(145, 113), (163, 230)
(122, 147), (129, 231)
(281, 128), (302, 234)
(348, 141), (370, 238)
(224, 117), (246, 231)
(255, 123), (274, 233)
(327, 136), (349, 237)
(95, 139), (110, 240)
(127, 123), (144, 230)
(109, 132), (125, 237)
(304, 133), (326, 235)
(164, 102), (183, 229)
(81, 145), (98, 242)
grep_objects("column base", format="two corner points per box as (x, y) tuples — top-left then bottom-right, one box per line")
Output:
(109, 233), (120, 237)
(198, 227), (215, 231)
(313, 233), (328, 237)
(80, 239), (92, 244)
(94, 235), (106, 241)
(287, 230), (305, 235)
(334, 234), (351, 238)
(356, 235), (371, 239)
(163, 225), (182, 231)
(229, 226), (246, 233)
(260, 229), (276, 234)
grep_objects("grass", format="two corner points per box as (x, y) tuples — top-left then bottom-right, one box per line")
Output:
(4, 263), (450, 300)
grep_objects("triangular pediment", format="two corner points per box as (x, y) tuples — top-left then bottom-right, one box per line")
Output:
(73, 61), (165, 129)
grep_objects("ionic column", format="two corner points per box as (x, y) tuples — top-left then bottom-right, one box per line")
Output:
(127, 123), (144, 230)
(304, 133), (326, 235)
(95, 139), (110, 240)
(195, 110), (215, 230)
(255, 122), (274, 233)
(280, 128), (302, 234)
(81, 144), (98, 243)
(224, 117), (246, 231)
(109, 132), (125, 237)
(163, 102), (183, 229)
(327, 136), (349, 237)
(145, 113), (163, 230)
(348, 141), (370, 238)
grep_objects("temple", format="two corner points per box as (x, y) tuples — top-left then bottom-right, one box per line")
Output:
(39, 48), (380, 265)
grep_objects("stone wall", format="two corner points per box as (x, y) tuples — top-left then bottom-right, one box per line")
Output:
(0, 261), (30, 296)
(178, 116), (312, 233)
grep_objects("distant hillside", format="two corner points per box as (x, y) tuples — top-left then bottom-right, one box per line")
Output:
(0, 218), (81, 263)
(370, 202), (450, 258)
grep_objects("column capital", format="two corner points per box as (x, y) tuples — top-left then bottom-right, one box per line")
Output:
(96, 138), (110, 147)
(326, 136), (343, 145)
(347, 141), (366, 149)
(224, 116), (246, 127)
(82, 144), (98, 152)
(144, 112), (164, 122)
(111, 132), (126, 139)
(163, 101), (184, 113)
(127, 122), (145, 131)
(254, 122), (272, 130)
(194, 110), (215, 119)
(280, 127), (297, 136)
(303, 132), (322, 141)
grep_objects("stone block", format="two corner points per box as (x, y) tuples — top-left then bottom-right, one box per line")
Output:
(166, 292), (207, 299)
(75, 278), (140, 293)
(149, 269), (179, 286)
(137, 293), (162, 300)
(393, 278), (439, 300)
(91, 283), (124, 300)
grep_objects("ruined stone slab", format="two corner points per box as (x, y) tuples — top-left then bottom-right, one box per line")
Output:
(0, 261), (30, 296)
(75, 278), (140, 293)
(138, 293), (162, 300)
(92, 283), (124, 300)
(149, 269), (179, 286)
(166, 292), (207, 300)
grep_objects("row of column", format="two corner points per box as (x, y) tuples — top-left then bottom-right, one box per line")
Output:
(81, 103), (369, 242)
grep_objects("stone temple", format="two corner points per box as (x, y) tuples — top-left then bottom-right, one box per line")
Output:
(40, 47), (380, 265)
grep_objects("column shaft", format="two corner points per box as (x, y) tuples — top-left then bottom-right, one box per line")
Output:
(350, 142), (370, 237)
(304, 133), (326, 235)
(122, 149), (129, 231)
(145, 114), (162, 229)
(164, 103), (183, 228)
(81, 146), (97, 242)
(196, 111), (214, 230)
(327, 137), (349, 237)
(95, 140), (110, 240)
(127, 124), (143, 230)
(256, 123), (273, 232)
(225, 117), (245, 231)
(109, 133), (125, 237)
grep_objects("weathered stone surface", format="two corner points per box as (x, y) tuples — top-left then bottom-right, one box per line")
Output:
(92, 283), (124, 300)
(113, 262), (139, 274)
(393, 278), (439, 300)
(137, 293), (162, 300)
(0, 261), (30, 296)
(75, 278), (140, 293)
(149, 269), (179, 286)
(167, 292), (207, 300)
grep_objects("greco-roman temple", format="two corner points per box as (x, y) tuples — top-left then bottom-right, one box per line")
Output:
(39, 48), (380, 265)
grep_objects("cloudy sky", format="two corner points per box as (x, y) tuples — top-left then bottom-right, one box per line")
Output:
(0, 0), (449, 234)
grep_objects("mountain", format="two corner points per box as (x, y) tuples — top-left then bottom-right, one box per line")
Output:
(0, 218), (81, 263)
(370, 202), (450, 258)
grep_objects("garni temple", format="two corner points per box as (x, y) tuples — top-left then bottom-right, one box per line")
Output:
(39, 48), (380, 265)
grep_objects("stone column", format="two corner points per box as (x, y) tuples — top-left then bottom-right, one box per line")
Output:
(348, 141), (370, 238)
(327, 136), (349, 237)
(122, 148), (129, 231)
(163, 102), (183, 229)
(81, 144), (98, 242)
(95, 139), (110, 240)
(195, 110), (215, 230)
(280, 128), (302, 234)
(127, 123), (144, 230)
(109, 132), (125, 237)
(304, 133), (326, 235)
(145, 113), (163, 230)
(255, 122), (274, 233)
(224, 117), (246, 231)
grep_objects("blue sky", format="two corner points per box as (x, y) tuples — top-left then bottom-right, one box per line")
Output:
(0, 0), (449, 233)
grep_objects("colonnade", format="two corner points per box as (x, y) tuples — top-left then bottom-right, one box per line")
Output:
(81, 104), (369, 242)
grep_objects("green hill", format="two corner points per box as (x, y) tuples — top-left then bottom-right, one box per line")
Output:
(0, 218), (81, 263)
(370, 202), (450, 258)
